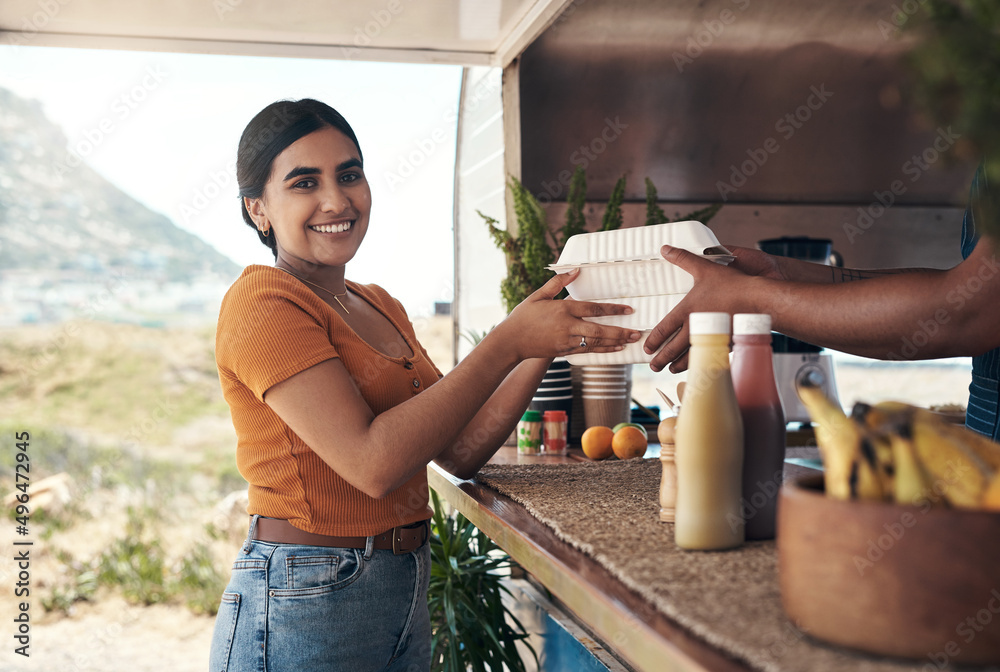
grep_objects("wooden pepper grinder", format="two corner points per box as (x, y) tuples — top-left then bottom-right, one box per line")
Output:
(657, 389), (678, 523)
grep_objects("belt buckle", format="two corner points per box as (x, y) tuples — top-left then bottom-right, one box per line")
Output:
(392, 521), (427, 555)
(392, 526), (406, 555)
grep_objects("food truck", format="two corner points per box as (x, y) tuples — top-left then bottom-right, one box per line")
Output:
(3, 1), (992, 670)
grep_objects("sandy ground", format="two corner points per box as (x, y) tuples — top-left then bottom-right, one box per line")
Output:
(1, 594), (216, 672)
(0, 479), (245, 671)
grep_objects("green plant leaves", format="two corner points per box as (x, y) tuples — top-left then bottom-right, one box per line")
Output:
(645, 178), (669, 226)
(561, 165), (588, 246)
(906, 0), (1000, 238)
(428, 489), (537, 672)
(600, 175), (627, 231)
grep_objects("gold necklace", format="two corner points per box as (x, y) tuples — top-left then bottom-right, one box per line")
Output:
(276, 267), (350, 314)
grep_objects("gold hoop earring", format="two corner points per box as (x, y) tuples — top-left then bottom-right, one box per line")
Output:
(262, 228), (270, 237)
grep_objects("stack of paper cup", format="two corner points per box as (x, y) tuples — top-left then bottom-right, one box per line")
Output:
(529, 359), (573, 428)
(570, 365), (585, 442)
(581, 364), (632, 429)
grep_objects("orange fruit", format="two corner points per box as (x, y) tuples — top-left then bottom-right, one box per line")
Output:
(612, 426), (648, 460)
(581, 426), (614, 460)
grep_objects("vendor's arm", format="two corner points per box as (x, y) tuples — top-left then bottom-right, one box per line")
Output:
(645, 236), (1000, 372)
(726, 244), (935, 283)
(266, 272), (640, 499)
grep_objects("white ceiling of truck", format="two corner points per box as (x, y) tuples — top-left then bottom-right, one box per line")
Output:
(0, 0), (572, 66)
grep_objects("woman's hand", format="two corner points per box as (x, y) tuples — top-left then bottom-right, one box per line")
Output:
(497, 270), (641, 361)
(644, 245), (758, 373)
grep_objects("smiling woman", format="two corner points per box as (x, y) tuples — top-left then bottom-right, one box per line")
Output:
(209, 98), (641, 671)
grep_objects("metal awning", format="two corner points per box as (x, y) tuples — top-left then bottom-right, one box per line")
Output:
(0, 0), (572, 67)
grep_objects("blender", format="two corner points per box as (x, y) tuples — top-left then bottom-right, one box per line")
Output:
(757, 236), (842, 423)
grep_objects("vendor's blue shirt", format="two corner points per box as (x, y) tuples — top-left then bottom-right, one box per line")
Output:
(960, 165), (999, 440)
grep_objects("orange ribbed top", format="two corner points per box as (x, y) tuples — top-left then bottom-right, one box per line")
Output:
(215, 265), (441, 536)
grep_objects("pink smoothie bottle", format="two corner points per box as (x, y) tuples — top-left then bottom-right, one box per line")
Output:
(731, 314), (786, 540)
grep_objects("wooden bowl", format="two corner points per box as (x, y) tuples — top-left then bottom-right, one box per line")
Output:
(777, 474), (1000, 664)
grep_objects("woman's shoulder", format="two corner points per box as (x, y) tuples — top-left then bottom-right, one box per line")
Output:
(349, 281), (408, 317)
(220, 265), (326, 323)
(225, 265), (312, 300)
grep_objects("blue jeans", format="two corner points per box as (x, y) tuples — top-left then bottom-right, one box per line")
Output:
(209, 515), (432, 672)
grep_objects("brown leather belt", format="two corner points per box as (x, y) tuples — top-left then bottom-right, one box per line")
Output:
(253, 517), (429, 555)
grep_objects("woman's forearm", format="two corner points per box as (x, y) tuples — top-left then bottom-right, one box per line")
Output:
(432, 358), (552, 479)
(360, 324), (536, 493)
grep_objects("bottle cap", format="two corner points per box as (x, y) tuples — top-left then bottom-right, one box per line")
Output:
(521, 410), (542, 422)
(542, 410), (567, 421)
(689, 312), (730, 335)
(734, 313), (772, 335)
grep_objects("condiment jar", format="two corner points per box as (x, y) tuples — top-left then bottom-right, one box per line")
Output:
(517, 410), (543, 454)
(731, 313), (785, 540)
(541, 410), (568, 455)
(674, 312), (745, 551)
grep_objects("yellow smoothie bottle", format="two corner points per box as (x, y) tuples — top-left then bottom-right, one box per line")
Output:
(674, 312), (745, 551)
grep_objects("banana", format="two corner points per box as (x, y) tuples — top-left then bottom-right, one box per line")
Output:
(853, 435), (886, 501)
(926, 420), (1000, 472)
(910, 418), (991, 508)
(864, 432), (895, 501)
(888, 422), (937, 506)
(982, 472), (1000, 511)
(796, 372), (860, 500)
(852, 400), (935, 435)
(813, 392), (1000, 510)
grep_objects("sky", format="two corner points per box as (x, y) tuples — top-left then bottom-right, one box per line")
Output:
(0, 45), (463, 315)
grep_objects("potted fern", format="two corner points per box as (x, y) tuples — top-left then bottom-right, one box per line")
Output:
(479, 166), (599, 313)
(428, 489), (537, 672)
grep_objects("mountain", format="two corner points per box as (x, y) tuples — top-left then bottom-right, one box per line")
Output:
(0, 86), (240, 281)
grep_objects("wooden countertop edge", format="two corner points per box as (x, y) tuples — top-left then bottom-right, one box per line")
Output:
(427, 462), (751, 672)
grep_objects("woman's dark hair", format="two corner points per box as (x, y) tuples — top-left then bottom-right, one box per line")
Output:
(236, 99), (363, 258)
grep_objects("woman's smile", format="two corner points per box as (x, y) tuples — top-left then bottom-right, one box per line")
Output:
(308, 220), (354, 234)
